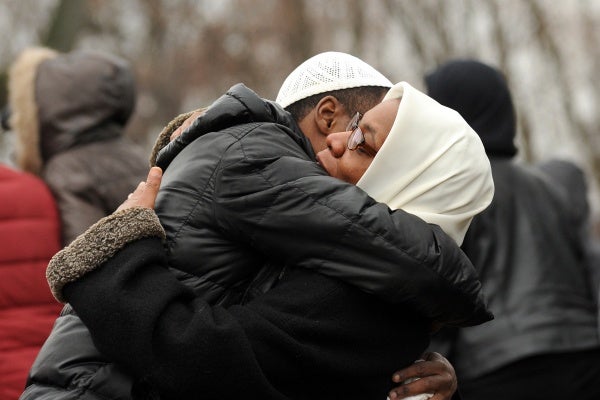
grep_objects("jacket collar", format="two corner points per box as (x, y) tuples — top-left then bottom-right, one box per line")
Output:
(154, 83), (313, 170)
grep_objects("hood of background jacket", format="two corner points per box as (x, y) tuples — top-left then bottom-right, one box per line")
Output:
(8, 47), (136, 175)
(357, 82), (494, 246)
(425, 59), (518, 158)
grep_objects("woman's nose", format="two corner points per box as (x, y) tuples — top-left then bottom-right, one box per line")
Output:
(326, 130), (350, 157)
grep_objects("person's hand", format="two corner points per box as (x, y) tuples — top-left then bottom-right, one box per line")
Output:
(116, 167), (162, 212)
(388, 352), (457, 400)
(170, 109), (205, 142)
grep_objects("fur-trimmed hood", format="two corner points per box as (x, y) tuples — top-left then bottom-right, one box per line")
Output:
(8, 47), (136, 175)
(148, 109), (201, 168)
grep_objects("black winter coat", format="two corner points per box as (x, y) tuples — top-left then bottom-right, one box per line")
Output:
(27, 84), (491, 399)
(436, 158), (600, 380)
(153, 84), (490, 319)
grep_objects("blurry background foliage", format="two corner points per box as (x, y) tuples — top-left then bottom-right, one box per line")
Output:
(2, 0), (600, 226)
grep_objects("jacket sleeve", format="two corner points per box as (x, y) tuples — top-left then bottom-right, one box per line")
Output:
(212, 123), (491, 327)
(58, 235), (429, 400)
(20, 306), (137, 400)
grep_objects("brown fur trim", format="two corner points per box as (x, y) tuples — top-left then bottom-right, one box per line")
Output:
(8, 47), (57, 175)
(46, 207), (166, 303)
(148, 108), (207, 167)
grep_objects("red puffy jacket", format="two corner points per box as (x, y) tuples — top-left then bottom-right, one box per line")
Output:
(0, 164), (62, 400)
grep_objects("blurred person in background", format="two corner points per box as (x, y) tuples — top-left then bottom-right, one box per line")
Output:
(538, 159), (600, 332)
(425, 59), (600, 400)
(4, 47), (148, 246)
(0, 149), (61, 399)
(23, 53), (491, 400)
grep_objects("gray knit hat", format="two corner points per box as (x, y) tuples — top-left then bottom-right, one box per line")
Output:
(276, 52), (393, 109)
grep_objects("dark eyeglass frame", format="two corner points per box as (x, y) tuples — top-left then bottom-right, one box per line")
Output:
(346, 111), (376, 156)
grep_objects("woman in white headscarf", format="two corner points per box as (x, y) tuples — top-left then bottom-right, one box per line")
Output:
(317, 81), (494, 246)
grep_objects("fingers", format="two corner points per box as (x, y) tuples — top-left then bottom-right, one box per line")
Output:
(392, 353), (453, 383)
(392, 359), (430, 383)
(116, 167), (163, 212)
(170, 110), (205, 142)
(145, 167), (162, 193)
(389, 353), (457, 400)
(388, 377), (440, 400)
(136, 167), (162, 209)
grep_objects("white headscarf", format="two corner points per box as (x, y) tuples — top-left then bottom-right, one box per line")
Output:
(357, 82), (494, 245)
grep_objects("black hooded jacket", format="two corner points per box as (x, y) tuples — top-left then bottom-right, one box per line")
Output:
(152, 84), (490, 315)
(25, 84), (491, 399)
(426, 60), (600, 380)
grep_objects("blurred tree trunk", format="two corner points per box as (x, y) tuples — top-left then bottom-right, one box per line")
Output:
(0, 72), (6, 111)
(44, 0), (90, 51)
(136, 0), (184, 141)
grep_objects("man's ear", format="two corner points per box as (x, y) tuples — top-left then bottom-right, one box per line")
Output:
(315, 96), (345, 134)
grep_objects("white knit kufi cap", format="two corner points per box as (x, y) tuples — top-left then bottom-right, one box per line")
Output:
(276, 52), (393, 109)
(357, 82), (494, 246)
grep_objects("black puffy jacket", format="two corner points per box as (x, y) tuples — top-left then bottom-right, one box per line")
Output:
(153, 84), (490, 318)
(20, 305), (140, 400)
(25, 84), (491, 399)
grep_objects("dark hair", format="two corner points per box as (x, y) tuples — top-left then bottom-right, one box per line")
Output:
(285, 86), (388, 123)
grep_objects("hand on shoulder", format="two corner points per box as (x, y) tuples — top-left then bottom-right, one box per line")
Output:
(116, 167), (162, 212)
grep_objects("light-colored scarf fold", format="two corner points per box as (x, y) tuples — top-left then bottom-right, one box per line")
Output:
(357, 82), (494, 246)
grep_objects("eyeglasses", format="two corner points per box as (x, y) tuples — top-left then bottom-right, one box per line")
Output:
(346, 111), (376, 156)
